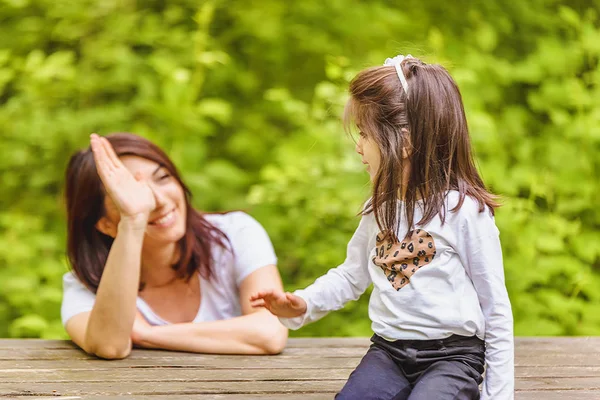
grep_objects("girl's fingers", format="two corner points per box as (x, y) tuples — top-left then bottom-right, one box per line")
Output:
(286, 293), (302, 308)
(250, 290), (289, 312)
(253, 290), (274, 301)
(250, 299), (266, 308)
(249, 291), (267, 301)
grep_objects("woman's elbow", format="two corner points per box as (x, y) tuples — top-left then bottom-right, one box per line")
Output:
(88, 341), (132, 360)
(260, 325), (288, 355)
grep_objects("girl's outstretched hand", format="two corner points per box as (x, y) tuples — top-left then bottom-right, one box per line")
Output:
(90, 134), (156, 224)
(250, 289), (307, 318)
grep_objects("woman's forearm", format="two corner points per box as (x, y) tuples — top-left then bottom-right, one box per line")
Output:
(138, 310), (288, 355)
(85, 219), (146, 358)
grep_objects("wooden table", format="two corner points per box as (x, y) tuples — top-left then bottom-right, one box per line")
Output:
(1, 337), (599, 399)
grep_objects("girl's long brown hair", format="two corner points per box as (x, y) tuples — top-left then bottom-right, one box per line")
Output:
(344, 57), (499, 239)
(65, 133), (230, 293)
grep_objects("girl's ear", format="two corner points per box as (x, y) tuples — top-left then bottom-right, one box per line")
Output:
(95, 216), (117, 238)
(401, 128), (412, 159)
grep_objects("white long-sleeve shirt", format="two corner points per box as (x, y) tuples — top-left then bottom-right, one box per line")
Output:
(280, 191), (514, 400)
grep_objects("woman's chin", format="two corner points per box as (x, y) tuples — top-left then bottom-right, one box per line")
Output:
(145, 224), (186, 245)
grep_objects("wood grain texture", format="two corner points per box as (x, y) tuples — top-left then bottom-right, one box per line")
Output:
(0, 337), (598, 399)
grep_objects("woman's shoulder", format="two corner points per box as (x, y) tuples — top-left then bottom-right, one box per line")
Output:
(62, 271), (94, 294)
(203, 211), (269, 244)
(204, 211), (259, 231)
(204, 211), (277, 278)
(63, 271), (82, 286)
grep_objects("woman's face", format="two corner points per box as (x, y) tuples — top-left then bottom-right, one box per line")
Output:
(99, 155), (187, 245)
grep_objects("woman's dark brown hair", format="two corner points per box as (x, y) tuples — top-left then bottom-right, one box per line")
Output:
(65, 133), (230, 293)
(344, 57), (499, 239)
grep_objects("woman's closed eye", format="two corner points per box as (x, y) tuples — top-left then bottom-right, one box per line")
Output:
(153, 170), (172, 183)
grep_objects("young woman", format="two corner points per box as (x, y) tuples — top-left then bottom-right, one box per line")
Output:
(63, 133), (287, 359)
(251, 55), (514, 399)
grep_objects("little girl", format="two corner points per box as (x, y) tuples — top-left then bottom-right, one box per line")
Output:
(250, 54), (514, 400)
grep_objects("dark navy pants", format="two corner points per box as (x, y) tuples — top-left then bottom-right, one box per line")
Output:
(336, 334), (485, 400)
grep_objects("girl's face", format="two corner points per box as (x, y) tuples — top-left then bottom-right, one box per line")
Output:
(355, 130), (381, 182)
(98, 156), (187, 246)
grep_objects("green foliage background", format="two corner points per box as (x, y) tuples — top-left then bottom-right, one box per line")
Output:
(1, 0), (599, 338)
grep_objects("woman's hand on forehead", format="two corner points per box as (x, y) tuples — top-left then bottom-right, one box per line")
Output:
(90, 134), (157, 223)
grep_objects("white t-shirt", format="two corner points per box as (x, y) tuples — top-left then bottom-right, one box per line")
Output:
(279, 191), (514, 400)
(61, 211), (277, 326)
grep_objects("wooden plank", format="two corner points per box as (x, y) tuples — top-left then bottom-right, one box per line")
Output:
(516, 377), (600, 390)
(0, 357), (362, 370)
(4, 353), (600, 370)
(515, 354), (600, 366)
(4, 378), (600, 397)
(0, 380), (344, 397)
(516, 366), (600, 378)
(13, 393), (600, 400)
(0, 367), (353, 383)
(0, 339), (366, 349)
(14, 395), (336, 400)
(12, 393), (600, 400)
(0, 340), (75, 349)
(2, 365), (599, 383)
(0, 338), (369, 349)
(3, 346), (600, 361)
(3, 371), (600, 391)
(517, 337), (600, 345)
(516, 391), (600, 400)
(0, 347), (370, 360)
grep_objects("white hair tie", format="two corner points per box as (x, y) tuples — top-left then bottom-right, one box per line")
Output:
(383, 54), (414, 98)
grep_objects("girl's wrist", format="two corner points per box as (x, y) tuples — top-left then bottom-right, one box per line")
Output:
(298, 300), (308, 315)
